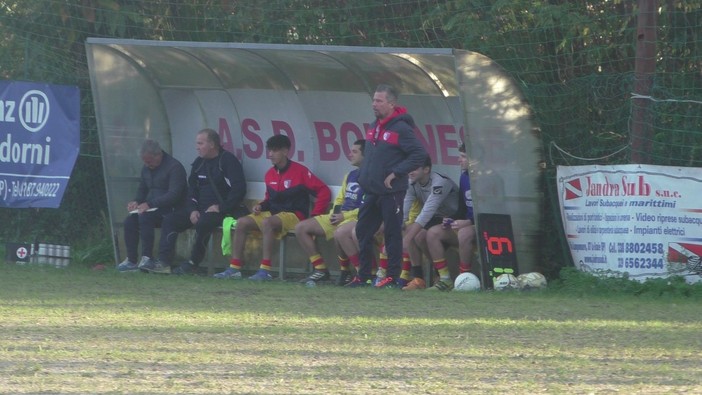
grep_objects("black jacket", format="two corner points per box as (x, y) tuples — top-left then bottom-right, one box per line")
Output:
(187, 150), (249, 217)
(135, 152), (187, 210)
(359, 106), (427, 195)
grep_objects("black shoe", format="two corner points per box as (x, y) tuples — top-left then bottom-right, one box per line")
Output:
(345, 276), (372, 288)
(172, 260), (196, 275)
(143, 259), (172, 274)
(300, 269), (330, 283)
(336, 270), (352, 286)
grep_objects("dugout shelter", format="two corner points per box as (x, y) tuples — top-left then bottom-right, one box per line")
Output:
(85, 39), (541, 274)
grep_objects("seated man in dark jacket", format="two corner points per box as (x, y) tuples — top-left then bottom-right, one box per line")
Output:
(117, 139), (187, 273)
(171, 128), (249, 275)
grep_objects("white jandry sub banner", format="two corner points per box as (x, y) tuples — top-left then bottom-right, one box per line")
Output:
(557, 164), (702, 283)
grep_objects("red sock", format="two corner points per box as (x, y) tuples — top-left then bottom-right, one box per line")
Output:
(459, 262), (472, 273)
(378, 250), (388, 270)
(338, 256), (350, 271)
(230, 258), (242, 270)
(348, 254), (361, 270)
(260, 259), (272, 271)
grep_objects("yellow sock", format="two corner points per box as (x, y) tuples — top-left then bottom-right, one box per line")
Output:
(401, 253), (412, 281)
(310, 254), (326, 270)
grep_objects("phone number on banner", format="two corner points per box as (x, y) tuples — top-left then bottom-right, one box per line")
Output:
(617, 257), (665, 270)
(623, 242), (664, 255)
(0, 180), (61, 200)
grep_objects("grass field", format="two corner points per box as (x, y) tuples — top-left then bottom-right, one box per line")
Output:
(1, 263), (701, 394)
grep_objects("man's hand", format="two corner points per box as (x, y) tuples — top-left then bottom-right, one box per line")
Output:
(189, 211), (200, 225)
(330, 212), (344, 226)
(452, 219), (473, 230)
(384, 172), (396, 189)
(127, 201), (138, 212)
(205, 204), (220, 213)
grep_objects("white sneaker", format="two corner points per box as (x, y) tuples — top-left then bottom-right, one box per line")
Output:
(137, 256), (153, 269)
(117, 258), (138, 272)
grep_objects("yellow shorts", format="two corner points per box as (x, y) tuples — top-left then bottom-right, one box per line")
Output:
(314, 213), (357, 240)
(248, 211), (300, 240)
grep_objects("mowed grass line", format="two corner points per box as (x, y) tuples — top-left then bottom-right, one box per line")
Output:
(0, 264), (701, 394)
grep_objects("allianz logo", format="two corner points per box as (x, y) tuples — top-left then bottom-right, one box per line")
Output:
(1, 89), (50, 133)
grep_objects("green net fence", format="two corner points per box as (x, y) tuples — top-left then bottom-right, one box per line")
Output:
(1, 0), (700, 271)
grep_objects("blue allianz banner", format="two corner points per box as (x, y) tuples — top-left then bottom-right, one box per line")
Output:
(0, 81), (80, 208)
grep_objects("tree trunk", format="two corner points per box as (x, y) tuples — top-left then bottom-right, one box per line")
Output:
(630, 0), (657, 164)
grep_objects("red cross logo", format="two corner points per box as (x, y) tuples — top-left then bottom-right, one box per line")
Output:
(16, 247), (28, 259)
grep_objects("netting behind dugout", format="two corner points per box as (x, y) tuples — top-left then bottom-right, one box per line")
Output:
(0, 0), (700, 270)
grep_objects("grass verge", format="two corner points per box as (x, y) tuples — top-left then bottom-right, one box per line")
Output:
(0, 263), (701, 394)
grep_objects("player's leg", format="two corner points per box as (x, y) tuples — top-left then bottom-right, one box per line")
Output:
(297, 215), (332, 283)
(426, 223), (459, 291)
(190, 211), (223, 266)
(376, 191), (405, 288)
(354, 194), (383, 285)
(333, 220), (357, 285)
(118, 213), (140, 271)
(456, 223), (476, 274)
(214, 213), (261, 279)
(403, 229), (428, 290)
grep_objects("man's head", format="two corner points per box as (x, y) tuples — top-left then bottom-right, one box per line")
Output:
(140, 139), (164, 169)
(196, 128), (221, 159)
(266, 134), (291, 168)
(349, 139), (365, 167)
(458, 142), (469, 172)
(372, 84), (398, 120)
(408, 155), (432, 184)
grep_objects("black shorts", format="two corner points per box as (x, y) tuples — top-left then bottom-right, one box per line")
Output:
(424, 216), (444, 230)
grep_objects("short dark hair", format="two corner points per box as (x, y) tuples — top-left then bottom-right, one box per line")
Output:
(422, 155), (432, 168)
(266, 134), (291, 150)
(353, 139), (366, 154)
(375, 84), (398, 103)
(140, 139), (162, 157)
(198, 128), (221, 149)
(458, 142), (466, 153)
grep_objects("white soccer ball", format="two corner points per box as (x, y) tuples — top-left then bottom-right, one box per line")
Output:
(493, 273), (519, 291)
(517, 272), (547, 290)
(453, 272), (481, 291)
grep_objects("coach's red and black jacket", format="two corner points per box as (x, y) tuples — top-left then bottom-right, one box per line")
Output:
(359, 106), (427, 195)
(259, 160), (331, 220)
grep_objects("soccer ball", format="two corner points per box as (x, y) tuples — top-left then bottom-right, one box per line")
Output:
(517, 272), (547, 290)
(492, 273), (519, 291)
(453, 272), (481, 291)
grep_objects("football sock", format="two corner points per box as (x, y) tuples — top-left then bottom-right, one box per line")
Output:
(348, 254), (361, 270)
(378, 249), (388, 270)
(400, 253), (412, 281)
(230, 258), (242, 270)
(260, 259), (272, 271)
(459, 262), (472, 273)
(434, 258), (450, 281)
(338, 256), (350, 271)
(310, 254), (326, 270)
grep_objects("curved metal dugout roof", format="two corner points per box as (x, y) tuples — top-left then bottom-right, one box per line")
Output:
(86, 38), (542, 275)
(92, 39), (457, 94)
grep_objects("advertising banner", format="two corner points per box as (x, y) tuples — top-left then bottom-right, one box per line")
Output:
(557, 165), (702, 283)
(0, 81), (80, 208)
